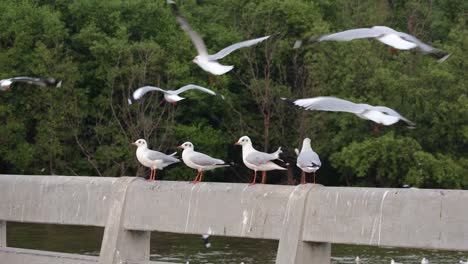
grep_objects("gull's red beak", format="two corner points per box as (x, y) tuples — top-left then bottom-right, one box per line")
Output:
(176, 145), (183, 149)
(131, 142), (137, 146)
(234, 141), (240, 145)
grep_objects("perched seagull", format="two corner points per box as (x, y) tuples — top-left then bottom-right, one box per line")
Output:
(391, 259), (402, 264)
(0, 77), (61, 91)
(421, 258), (429, 264)
(295, 26), (451, 62)
(132, 84), (217, 104)
(290, 96), (415, 127)
(132, 139), (180, 181)
(167, 0), (270, 75)
(296, 138), (321, 184)
(177, 142), (229, 183)
(234, 136), (286, 185)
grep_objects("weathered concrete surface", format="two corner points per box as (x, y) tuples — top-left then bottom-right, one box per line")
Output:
(123, 180), (299, 239)
(0, 220), (6, 247)
(0, 247), (98, 264)
(276, 184), (323, 264)
(303, 187), (468, 251)
(0, 175), (117, 226)
(99, 177), (150, 264)
(0, 247), (177, 264)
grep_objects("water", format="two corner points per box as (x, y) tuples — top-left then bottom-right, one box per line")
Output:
(6, 222), (467, 263)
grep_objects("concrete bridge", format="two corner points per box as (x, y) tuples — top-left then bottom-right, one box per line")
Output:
(0, 175), (467, 264)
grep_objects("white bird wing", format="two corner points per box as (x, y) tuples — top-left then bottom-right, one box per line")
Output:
(293, 97), (366, 114)
(372, 106), (416, 126)
(297, 149), (321, 168)
(167, 0), (208, 56)
(133, 86), (167, 100)
(9, 77), (61, 87)
(245, 151), (277, 166)
(172, 84), (216, 96)
(208, 35), (270, 60)
(397, 32), (451, 61)
(146, 149), (180, 164)
(190, 151), (225, 166)
(317, 27), (387, 42)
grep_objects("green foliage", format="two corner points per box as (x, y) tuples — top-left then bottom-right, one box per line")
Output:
(0, 0), (466, 189)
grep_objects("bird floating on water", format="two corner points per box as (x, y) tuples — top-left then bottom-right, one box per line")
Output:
(177, 142), (229, 183)
(132, 139), (180, 181)
(391, 259), (402, 264)
(0, 77), (61, 91)
(288, 96), (415, 127)
(355, 256), (361, 264)
(459, 260), (468, 264)
(421, 257), (429, 264)
(295, 26), (451, 62)
(167, 0), (270, 75)
(132, 84), (219, 105)
(296, 138), (321, 184)
(235, 136), (286, 185)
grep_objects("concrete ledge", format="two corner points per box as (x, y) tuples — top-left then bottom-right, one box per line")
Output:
(0, 175), (117, 226)
(123, 180), (299, 239)
(303, 187), (468, 251)
(0, 247), (180, 264)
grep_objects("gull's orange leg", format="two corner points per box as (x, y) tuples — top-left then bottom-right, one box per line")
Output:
(301, 171), (306, 184)
(261, 171), (267, 184)
(249, 171), (257, 186)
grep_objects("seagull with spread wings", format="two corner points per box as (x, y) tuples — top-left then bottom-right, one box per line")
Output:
(1, 77), (61, 91)
(132, 84), (219, 105)
(167, 0), (270, 75)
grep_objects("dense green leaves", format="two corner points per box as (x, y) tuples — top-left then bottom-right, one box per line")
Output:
(0, 0), (466, 189)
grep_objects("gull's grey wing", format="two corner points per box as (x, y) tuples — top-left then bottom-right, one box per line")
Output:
(133, 86), (167, 100)
(191, 152), (225, 166)
(245, 151), (277, 166)
(316, 27), (388, 42)
(9, 77), (61, 87)
(372, 106), (416, 126)
(167, 0), (207, 56)
(397, 32), (451, 62)
(172, 84), (216, 96)
(294, 97), (367, 114)
(146, 149), (180, 164)
(297, 149), (321, 168)
(208, 36), (270, 60)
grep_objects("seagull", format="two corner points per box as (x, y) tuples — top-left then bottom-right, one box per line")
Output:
(391, 259), (402, 264)
(296, 138), (321, 184)
(132, 139), (180, 181)
(234, 136), (286, 185)
(290, 96), (415, 127)
(295, 26), (451, 62)
(355, 257), (361, 264)
(459, 260), (468, 264)
(132, 84), (217, 104)
(167, 0), (270, 75)
(421, 258), (429, 264)
(177, 142), (229, 183)
(0, 77), (62, 91)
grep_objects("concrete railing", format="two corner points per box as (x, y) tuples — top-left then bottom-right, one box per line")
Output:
(0, 175), (467, 264)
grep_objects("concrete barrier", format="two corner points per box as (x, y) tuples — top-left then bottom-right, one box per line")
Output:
(0, 175), (467, 264)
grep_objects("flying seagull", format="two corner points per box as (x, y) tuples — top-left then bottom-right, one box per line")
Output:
(235, 136), (286, 185)
(167, 0), (270, 75)
(290, 96), (415, 127)
(296, 138), (321, 184)
(132, 139), (180, 181)
(1, 77), (62, 91)
(177, 142), (229, 183)
(295, 26), (451, 62)
(132, 84), (219, 104)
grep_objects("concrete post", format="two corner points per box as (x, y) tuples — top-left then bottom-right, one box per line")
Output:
(0, 221), (6, 247)
(98, 177), (150, 264)
(276, 184), (330, 264)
